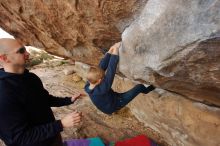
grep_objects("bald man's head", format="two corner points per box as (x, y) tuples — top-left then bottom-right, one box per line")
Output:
(0, 38), (23, 55)
(0, 38), (29, 73)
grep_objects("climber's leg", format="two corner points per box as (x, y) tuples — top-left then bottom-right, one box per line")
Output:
(116, 84), (155, 110)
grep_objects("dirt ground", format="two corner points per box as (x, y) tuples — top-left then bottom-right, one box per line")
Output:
(0, 59), (168, 146)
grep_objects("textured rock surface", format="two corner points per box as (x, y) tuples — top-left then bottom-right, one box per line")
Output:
(113, 77), (220, 146)
(0, 0), (146, 64)
(119, 0), (220, 106)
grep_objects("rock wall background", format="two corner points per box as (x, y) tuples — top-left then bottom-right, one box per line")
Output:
(113, 77), (220, 146)
(0, 0), (146, 64)
(119, 0), (220, 107)
(0, 0), (220, 146)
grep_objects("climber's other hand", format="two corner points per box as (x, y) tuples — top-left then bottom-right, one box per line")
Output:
(108, 47), (114, 54)
(111, 42), (121, 55)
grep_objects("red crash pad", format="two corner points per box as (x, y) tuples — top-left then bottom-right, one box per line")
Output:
(115, 135), (152, 146)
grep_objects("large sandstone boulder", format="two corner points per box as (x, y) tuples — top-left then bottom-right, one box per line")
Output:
(119, 0), (220, 106)
(0, 0), (146, 64)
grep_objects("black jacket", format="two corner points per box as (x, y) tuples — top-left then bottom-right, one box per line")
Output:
(0, 68), (73, 146)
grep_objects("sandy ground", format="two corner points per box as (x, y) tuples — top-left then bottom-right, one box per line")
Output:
(0, 60), (168, 146)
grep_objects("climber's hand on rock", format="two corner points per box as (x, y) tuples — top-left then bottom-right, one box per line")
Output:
(108, 47), (114, 54)
(111, 42), (121, 55)
(61, 111), (82, 128)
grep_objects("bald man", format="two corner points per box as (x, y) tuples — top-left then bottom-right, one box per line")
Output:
(0, 38), (82, 146)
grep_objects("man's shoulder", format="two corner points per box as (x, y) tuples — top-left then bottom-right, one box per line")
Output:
(26, 71), (41, 81)
(25, 70), (37, 77)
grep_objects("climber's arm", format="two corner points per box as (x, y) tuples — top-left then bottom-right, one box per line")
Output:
(99, 42), (121, 71)
(99, 53), (111, 71)
(98, 55), (119, 92)
(98, 44), (120, 92)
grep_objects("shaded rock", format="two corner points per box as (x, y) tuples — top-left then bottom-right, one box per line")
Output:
(0, 0), (147, 65)
(119, 0), (220, 106)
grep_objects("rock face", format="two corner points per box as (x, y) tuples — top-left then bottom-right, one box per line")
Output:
(112, 77), (220, 146)
(0, 0), (220, 146)
(0, 0), (146, 64)
(119, 0), (220, 106)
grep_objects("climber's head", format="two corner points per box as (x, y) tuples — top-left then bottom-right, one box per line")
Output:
(87, 66), (105, 85)
(0, 38), (30, 74)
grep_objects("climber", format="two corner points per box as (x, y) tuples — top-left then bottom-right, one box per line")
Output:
(84, 42), (155, 114)
(0, 38), (83, 146)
